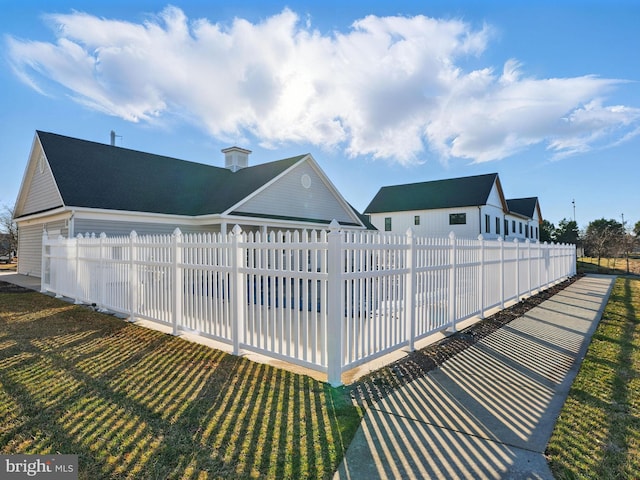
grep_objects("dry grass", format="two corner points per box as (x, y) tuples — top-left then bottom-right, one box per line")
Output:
(0, 288), (362, 479)
(578, 257), (640, 276)
(547, 276), (640, 479)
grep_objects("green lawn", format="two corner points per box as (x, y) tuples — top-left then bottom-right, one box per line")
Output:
(547, 276), (640, 479)
(0, 290), (362, 479)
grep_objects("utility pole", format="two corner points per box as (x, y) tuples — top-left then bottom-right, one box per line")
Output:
(572, 199), (576, 223)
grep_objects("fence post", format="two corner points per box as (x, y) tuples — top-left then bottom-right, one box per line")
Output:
(172, 228), (183, 336)
(230, 224), (244, 355)
(129, 231), (138, 322)
(478, 234), (485, 319)
(526, 239), (532, 297)
(544, 242), (551, 288)
(73, 234), (82, 304)
(499, 237), (505, 309)
(40, 229), (49, 293)
(524, 238), (531, 297)
(515, 238), (520, 301)
(98, 233), (107, 312)
(327, 220), (343, 386)
(405, 228), (416, 352)
(538, 242), (543, 292)
(447, 231), (457, 333)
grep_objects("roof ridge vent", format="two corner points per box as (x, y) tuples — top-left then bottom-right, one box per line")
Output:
(222, 146), (252, 172)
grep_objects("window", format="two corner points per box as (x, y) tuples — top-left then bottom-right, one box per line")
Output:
(485, 214), (491, 233)
(504, 219), (509, 236)
(449, 213), (466, 225)
(496, 217), (501, 235)
(512, 220), (516, 233)
(519, 222), (523, 234)
(384, 217), (392, 231)
(414, 215), (420, 226)
(525, 225), (529, 238)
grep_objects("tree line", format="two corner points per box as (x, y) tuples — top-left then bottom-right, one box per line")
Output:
(541, 216), (639, 270)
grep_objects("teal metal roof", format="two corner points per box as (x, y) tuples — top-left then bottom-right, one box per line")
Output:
(37, 131), (305, 217)
(365, 173), (500, 214)
(506, 197), (540, 219)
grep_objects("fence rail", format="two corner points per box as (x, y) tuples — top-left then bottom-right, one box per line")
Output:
(41, 223), (576, 385)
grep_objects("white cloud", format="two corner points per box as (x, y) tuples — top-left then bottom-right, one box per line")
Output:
(6, 6), (640, 164)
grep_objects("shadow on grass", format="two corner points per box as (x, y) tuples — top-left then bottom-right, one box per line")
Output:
(594, 277), (639, 479)
(0, 291), (361, 479)
(547, 277), (640, 479)
(577, 258), (640, 277)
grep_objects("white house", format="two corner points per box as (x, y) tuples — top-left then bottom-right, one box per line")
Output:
(364, 173), (542, 241)
(505, 197), (543, 242)
(14, 131), (372, 277)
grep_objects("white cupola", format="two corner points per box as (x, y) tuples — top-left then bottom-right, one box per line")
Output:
(222, 146), (252, 172)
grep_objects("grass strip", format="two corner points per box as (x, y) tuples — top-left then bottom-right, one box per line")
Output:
(547, 276), (640, 479)
(0, 290), (362, 479)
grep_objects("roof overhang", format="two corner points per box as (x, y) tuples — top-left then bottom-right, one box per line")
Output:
(14, 206), (69, 224)
(18, 205), (366, 232)
(493, 176), (510, 213)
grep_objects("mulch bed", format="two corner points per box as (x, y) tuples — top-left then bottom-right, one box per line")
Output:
(345, 274), (582, 406)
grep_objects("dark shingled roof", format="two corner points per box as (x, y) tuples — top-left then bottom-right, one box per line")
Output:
(506, 197), (539, 218)
(365, 173), (500, 214)
(37, 131), (305, 216)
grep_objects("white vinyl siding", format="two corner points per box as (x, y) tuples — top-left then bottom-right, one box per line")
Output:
(233, 162), (358, 225)
(369, 206), (482, 237)
(368, 180), (511, 239)
(484, 185), (504, 210)
(17, 219), (68, 277)
(480, 205), (505, 240)
(21, 155), (63, 215)
(504, 214), (539, 242)
(74, 219), (213, 237)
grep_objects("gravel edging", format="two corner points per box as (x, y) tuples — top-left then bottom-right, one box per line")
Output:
(344, 275), (582, 407)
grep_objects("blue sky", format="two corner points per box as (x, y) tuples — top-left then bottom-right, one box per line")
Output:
(1, 0), (639, 231)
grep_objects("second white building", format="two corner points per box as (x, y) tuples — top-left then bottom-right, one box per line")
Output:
(364, 173), (542, 241)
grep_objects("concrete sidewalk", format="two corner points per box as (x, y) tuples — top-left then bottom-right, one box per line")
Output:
(0, 271), (42, 290)
(335, 275), (616, 480)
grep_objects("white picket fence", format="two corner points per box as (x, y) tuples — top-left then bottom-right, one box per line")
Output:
(41, 223), (576, 385)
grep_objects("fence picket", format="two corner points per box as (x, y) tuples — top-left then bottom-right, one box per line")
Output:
(42, 224), (576, 386)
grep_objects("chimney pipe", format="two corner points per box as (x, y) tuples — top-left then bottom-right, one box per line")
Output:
(110, 130), (116, 146)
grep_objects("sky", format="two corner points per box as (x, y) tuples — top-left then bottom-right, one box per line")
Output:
(1, 0), (639, 232)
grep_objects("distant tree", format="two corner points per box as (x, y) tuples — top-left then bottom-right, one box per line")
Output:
(540, 220), (555, 243)
(0, 204), (17, 256)
(583, 218), (625, 266)
(619, 232), (638, 274)
(553, 218), (579, 244)
(635, 220), (640, 237)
